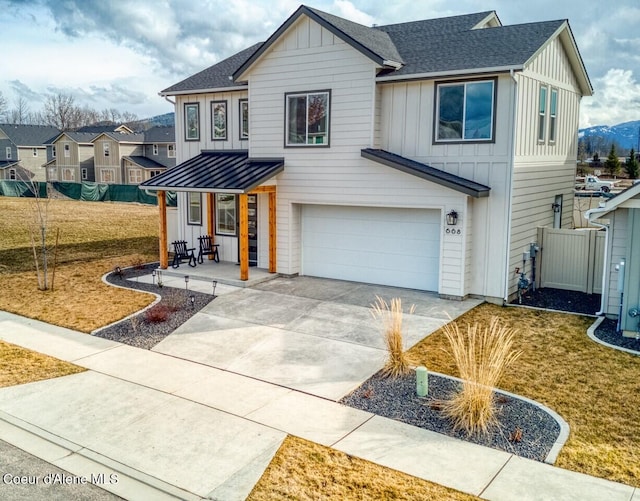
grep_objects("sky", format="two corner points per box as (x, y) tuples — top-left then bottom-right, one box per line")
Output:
(2, 0), (639, 128)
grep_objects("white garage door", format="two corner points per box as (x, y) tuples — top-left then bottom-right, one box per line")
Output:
(301, 205), (440, 291)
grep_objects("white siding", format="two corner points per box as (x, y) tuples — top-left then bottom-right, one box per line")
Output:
(606, 210), (627, 316)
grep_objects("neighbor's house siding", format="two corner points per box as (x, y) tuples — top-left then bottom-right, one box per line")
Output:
(94, 136), (121, 183)
(622, 208), (640, 335)
(376, 75), (514, 300)
(17, 146), (48, 182)
(508, 36), (583, 299)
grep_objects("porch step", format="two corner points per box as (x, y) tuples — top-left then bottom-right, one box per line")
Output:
(157, 267), (279, 288)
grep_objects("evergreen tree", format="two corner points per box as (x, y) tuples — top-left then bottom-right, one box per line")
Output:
(604, 144), (620, 177)
(625, 149), (639, 179)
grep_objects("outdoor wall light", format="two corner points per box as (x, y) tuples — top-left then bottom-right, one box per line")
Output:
(446, 210), (458, 226)
(212, 280), (218, 297)
(551, 202), (561, 213)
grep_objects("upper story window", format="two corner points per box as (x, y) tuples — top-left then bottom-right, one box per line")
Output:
(32, 148), (38, 157)
(538, 85), (547, 142)
(211, 101), (227, 140)
(239, 99), (249, 140)
(152, 144), (158, 155)
(52, 145), (56, 158)
(5, 147), (11, 160)
(436, 79), (495, 142)
(167, 143), (175, 158)
(285, 90), (330, 146)
(549, 88), (558, 143)
(184, 103), (200, 141)
(81, 168), (88, 180)
(64, 143), (70, 157)
(103, 142), (110, 157)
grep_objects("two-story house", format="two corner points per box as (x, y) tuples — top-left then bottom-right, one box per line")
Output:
(122, 126), (176, 184)
(47, 131), (99, 182)
(141, 6), (592, 303)
(0, 124), (60, 182)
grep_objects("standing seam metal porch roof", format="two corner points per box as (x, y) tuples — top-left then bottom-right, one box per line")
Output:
(139, 150), (284, 193)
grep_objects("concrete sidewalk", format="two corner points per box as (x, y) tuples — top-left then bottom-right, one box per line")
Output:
(0, 310), (636, 500)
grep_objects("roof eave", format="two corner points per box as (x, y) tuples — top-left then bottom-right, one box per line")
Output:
(376, 65), (523, 83)
(159, 84), (248, 97)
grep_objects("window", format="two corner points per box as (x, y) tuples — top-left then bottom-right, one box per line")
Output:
(436, 79), (495, 142)
(128, 169), (142, 184)
(538, 85), (547, 142)
(32, 148), (38, 157)
(149, 170), (162, 178)
(5, 147), (11, 160)
(216, 193), (236, 235)
(549, 88), (558, 143)
(211, 101), (227, 140)
(9, 169), (16, 180)
(239, 99), (249, 139)
(285, 90), (330, 146)
(187, 192), (202, 225)
(152, 144), (158, 155)
(81, 168), (88, 180)
(103, 142), (110, 157)
(184, 103), (200, 141)
(62, 168), (75, 181)
(64, 143), (70, 157)
(100, 169), (115, 183)
(52, 145), (56, 158)
(167, 143), (175, 158)
(48, 167), (57, 181)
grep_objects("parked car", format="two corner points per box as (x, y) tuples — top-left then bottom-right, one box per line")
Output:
(575, 175), (619, 192)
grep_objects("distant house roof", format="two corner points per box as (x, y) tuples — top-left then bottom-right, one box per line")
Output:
(52, 131), (100, 144)
(93, 131), (146, 143)
(0, 160), (19, 169)
(139, 150), (284, 193)
(76, 124), (135, 134)
(162, 6), (591, 97)
(0, 124), (61, 147)
(143, 126), (175, 143)
(123, 156), (167, 170)
(361, 149), (491, 198)
(589, 182), (640, 220)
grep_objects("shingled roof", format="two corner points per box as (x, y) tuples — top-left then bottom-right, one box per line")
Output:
(0, 124), (60, 146)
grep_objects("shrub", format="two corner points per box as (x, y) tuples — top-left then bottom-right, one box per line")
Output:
(371, 296), (416, 378)
(440, 316), (521, 436)
(144, 304), (171, 323)
(162, 288), (185, 312)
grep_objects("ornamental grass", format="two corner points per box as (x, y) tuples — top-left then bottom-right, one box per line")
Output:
(371, 296), (416, 378)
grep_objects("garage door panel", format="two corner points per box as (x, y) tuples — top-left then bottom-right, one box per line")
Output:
(301, 205), (440, 291)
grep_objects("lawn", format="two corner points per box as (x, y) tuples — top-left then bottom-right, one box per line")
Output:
(408, 303), (640, 488)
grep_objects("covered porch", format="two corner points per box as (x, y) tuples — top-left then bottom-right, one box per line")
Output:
(140, 150), (284, 283)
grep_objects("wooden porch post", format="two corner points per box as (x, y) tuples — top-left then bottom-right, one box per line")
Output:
(158, 190), (168, 269)
(239, 193), (249, 280)
(269, 191), (277, 273)
(207, 192), (215, 259)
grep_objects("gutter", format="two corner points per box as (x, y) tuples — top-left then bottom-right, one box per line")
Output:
(376, 65), (524, 83)
(585, 206), (611, 316)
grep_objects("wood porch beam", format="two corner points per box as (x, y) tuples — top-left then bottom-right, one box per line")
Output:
(158, 191), (168, 269)
(269, 191), (277, 273)
(239, 193), (249, 280)
(249, 185), (276, 193)
(207, 192), (215, 259)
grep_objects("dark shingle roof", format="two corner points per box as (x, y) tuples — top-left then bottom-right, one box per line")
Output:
(161, 44), (262, 94)
(56, 131), (100, 144)
(361, 149), (490, 198)
(143, 126), (175, 143)
(376, 19), (565, 76)
(0, 124), (61, 146)
(123, 156), (167, 170)
(139, 150), (284, 193)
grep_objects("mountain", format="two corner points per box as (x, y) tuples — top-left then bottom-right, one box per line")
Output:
(579, 120), (640, 151)
(145, 112), (175, 127)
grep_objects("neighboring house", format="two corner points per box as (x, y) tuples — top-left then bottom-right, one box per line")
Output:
(141, 6), (592, 302)
(0, 124), (60, 182)
(587, 183), (640, 337)
(47, 132), (99, 182)
(123, 126), (176, 184)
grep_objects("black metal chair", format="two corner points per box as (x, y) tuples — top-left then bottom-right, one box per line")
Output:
(197, 235), (220, 264)
(171, 240), (196, 268)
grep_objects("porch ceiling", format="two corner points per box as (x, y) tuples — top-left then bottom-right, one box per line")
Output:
(139, 150), (284, 193)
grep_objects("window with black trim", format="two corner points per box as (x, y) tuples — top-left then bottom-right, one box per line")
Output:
(81, 168), (88, 180)
(216, 193), (236, 235)
(187, 192), (202, 225)
(538, 85), (547, 142)
(152, 144), (158, 155)
(239, 99), (249, 140)
(103, 142), (110, 157)
(9, 169), (16, 180)
(211, 101), (227, 140)
(52, 145), (56, 158)
(549, 88), (558, 143)
(167, 143), (175, 157)
(5, 147), (11, 160)
(64, 143), (70, 157)
(184, 103), (200, 141)
(436, 79), (495, 142)
(285, 90), (330, 146)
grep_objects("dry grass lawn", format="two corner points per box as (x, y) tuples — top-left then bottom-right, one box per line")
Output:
(248, 436), (478, 500)
(408, 303), (640, 487)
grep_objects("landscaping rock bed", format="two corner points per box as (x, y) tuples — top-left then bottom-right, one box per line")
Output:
(511, 287), (601, 315)
(340, 370), (560, 462)
(594, 317), (640, 353)
(94, 263), (214, 350)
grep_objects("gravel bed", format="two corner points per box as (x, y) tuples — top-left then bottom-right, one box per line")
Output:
(594, 317), (640, 353)
(94, 263), (214, 350)
(340, 370), (560, 462)
(510, 287), (601, 315)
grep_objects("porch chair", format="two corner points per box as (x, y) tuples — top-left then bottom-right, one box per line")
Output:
(197, 235), (220, 264)
(171, 240), (197, 268)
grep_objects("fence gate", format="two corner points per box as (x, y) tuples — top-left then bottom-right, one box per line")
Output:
(537, 227), (605, 294)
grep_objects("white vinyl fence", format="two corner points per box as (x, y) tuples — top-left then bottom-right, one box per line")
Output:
(537, 227), (605, 294)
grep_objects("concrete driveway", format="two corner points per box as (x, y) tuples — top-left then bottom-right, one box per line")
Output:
(153, 276), (483, 400)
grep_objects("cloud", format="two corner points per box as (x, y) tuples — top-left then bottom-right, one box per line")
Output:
(581, 69), (640, 127)
(8, 80), (43, 103)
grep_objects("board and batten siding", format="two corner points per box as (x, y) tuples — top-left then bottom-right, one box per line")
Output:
(375, 75), (516, 299)
(507, 36), (584, 298)
(605, 209), (628, 316)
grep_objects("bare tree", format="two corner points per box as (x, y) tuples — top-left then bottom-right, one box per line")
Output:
(0, 91), (7, 121)
(9, 96), (31, 124)
(43, 92), (80, 130)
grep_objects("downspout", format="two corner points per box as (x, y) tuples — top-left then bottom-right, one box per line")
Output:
(585, 206), (610, 315)
(502, 69), (518, 303)
(162, 95), (176, 106)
